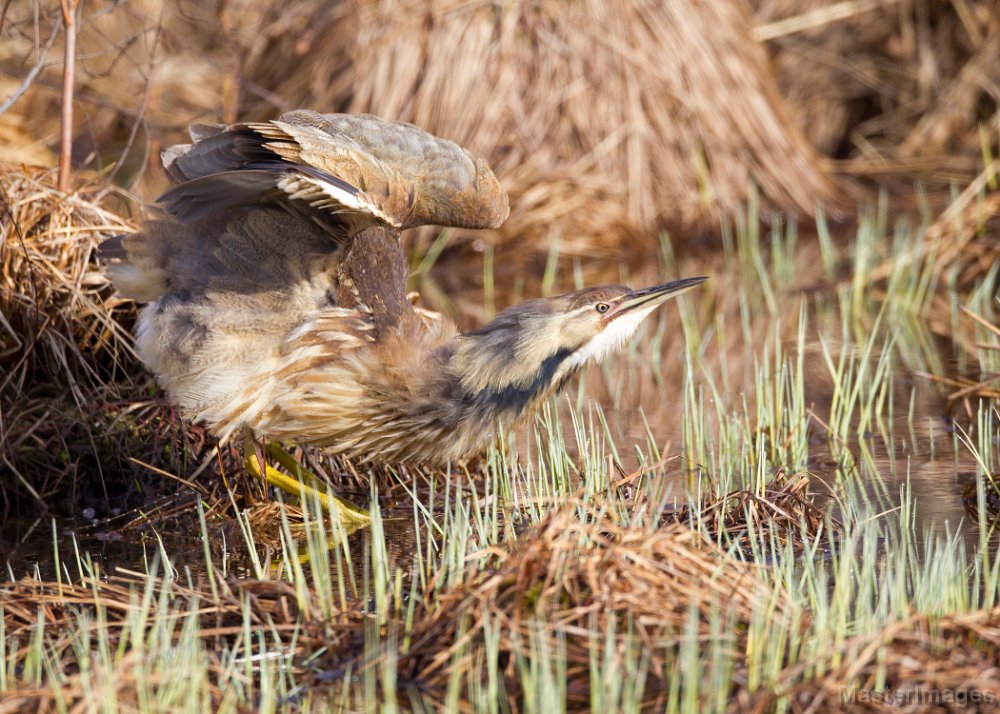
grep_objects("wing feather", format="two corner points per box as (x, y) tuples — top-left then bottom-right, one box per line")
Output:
(157, 111), (509, 231)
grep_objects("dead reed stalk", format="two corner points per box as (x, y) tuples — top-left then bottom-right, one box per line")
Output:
(57, 0), (81, 193)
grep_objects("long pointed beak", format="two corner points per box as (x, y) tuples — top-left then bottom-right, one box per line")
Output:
(608, 276), (708, 319)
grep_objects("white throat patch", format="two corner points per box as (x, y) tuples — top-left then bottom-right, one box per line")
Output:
(557, 305), (657, 378)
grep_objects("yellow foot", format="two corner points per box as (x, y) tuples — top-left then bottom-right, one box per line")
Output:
(244, 439), (371, 530)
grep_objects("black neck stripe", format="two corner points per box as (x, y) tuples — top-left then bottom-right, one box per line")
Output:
(468, 346), (575, 416)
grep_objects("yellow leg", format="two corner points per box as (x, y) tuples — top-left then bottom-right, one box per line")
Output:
(244, 438), (371, 529)
(265, 443), (327, 490)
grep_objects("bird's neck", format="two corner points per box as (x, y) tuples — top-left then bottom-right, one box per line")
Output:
(387, 337), (579, 461)
(449, 344), (575, 421)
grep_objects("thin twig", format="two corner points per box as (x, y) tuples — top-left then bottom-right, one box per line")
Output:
(961, 305), (1000, 339)
(0, 18), (60, 116)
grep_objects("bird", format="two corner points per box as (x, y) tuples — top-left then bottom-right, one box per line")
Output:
(103, 110), (706, 525)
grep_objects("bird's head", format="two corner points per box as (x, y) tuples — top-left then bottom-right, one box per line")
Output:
(449, 276), (707, 413)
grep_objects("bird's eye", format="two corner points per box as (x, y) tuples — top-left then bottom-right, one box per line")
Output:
(595, 302), (610, 314)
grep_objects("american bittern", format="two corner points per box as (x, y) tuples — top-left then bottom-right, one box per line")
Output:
(104, 111), (705, 524)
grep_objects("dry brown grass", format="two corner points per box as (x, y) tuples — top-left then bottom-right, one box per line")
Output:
(0, 164), (136, 398)
(5, 0), (997, 300)
(734, 608), (1000, 713)
(865, 159), (1000, 413)
(8, 530), (1000, 711)
(0, 5), (998, 706)
(296, 0), (839, 245)
(870, 160), (1000, 291)
(667, 471), (826, 558)
(0, 164), (249, 509)
(0, 164), (140, 503)
(0, 571), (308, 713)
(1, 0), (840, 255)
(0, 500), (790, 710)
(924, 307), (1000, 410)
(756, 0), (1000, 190)
(5, 1), (997, 247)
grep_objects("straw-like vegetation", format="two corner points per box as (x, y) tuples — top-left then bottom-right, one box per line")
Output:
(0, 165), (269, 513)
(3, 0), (1000, 711)
(741, 607), (1000, 712)
(757, 0), (1000, 187)
(0, 166), (139, 503)
(319, 505), (786, 708)
(0, 165), (135, 395)
(0, 0), (987, 267)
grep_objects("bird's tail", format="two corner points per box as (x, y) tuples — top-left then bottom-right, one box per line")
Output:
(99, 224), (173, 302)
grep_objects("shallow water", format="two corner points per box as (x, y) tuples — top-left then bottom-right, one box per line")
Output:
(812, 388), (982, 552)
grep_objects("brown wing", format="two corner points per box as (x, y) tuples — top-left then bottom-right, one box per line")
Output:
(158, 111), (509, 231)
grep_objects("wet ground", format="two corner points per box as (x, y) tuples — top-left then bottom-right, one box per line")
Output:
(1, 391), (984, 583)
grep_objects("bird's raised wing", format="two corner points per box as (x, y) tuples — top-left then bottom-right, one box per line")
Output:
(158, 111), (509, 232)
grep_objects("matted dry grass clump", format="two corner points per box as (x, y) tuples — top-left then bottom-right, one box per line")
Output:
(0, 572), (309, 713)
(320, 504), (791, 707)
(1, 164), (130, 501)
(0, 164), (136, 399)
(0, 164), (229, 508)
(667, 471), (827, 558)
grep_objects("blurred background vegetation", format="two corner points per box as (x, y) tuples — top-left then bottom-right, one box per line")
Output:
(3, 0), (996, 239)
